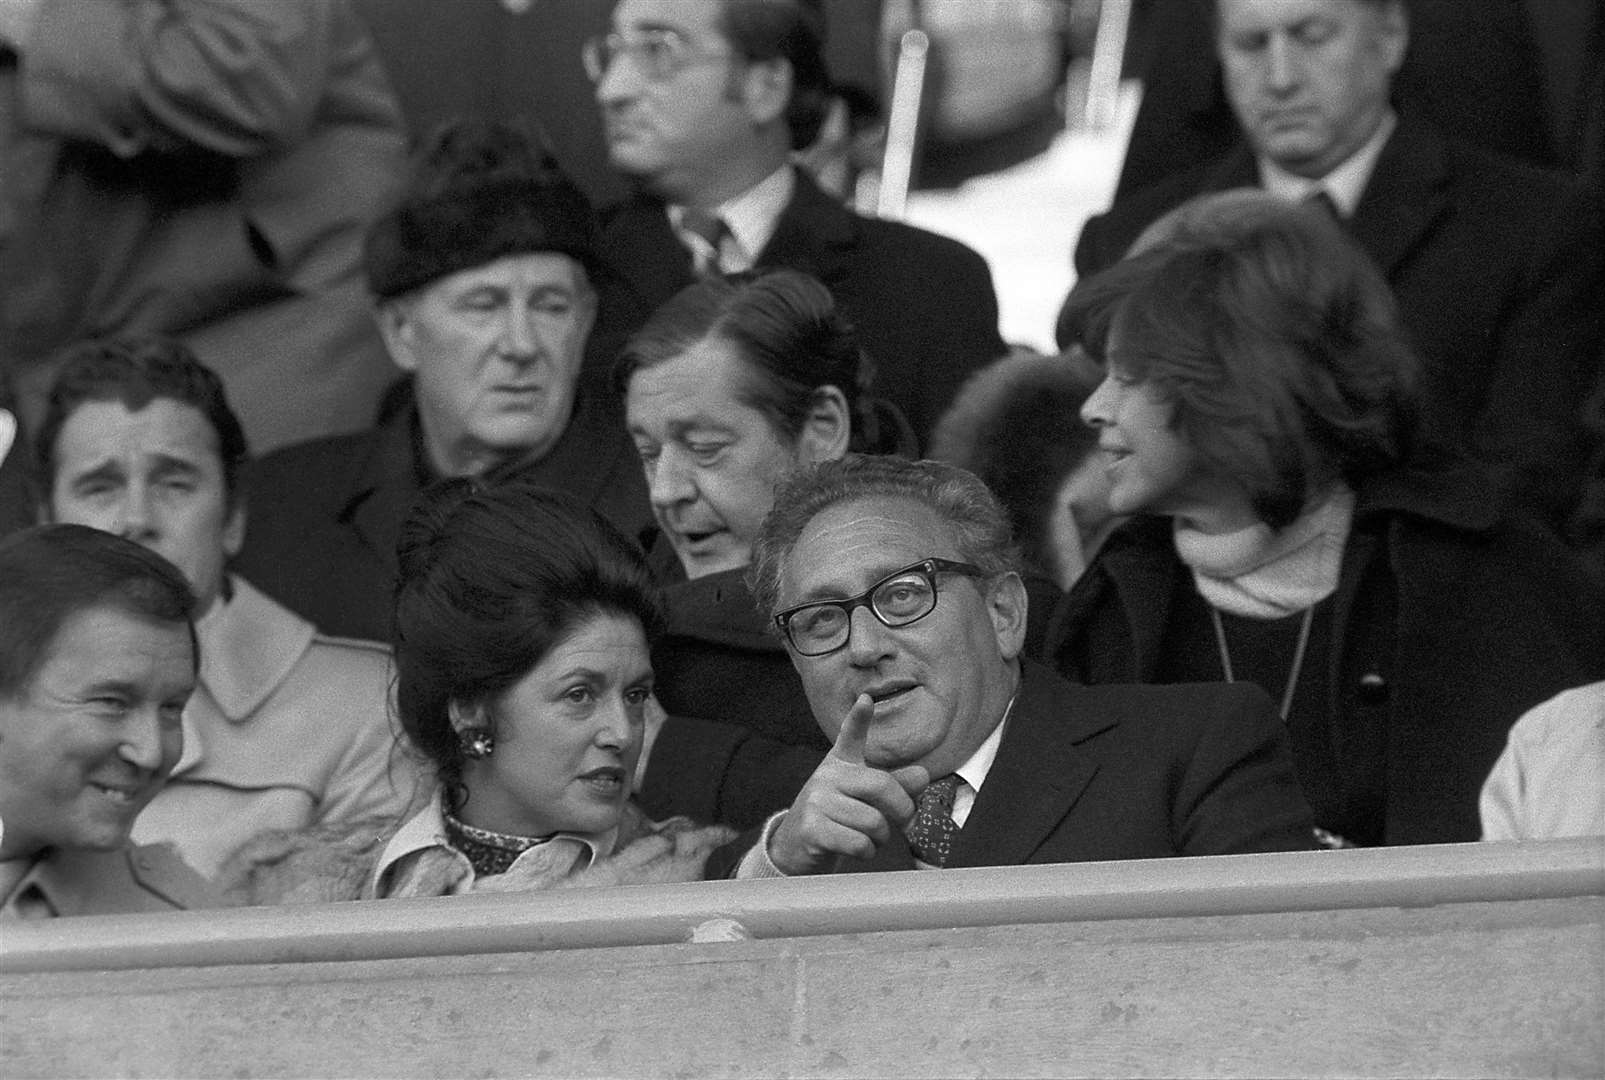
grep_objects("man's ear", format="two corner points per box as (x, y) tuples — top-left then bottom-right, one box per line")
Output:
(739, 56), (793, 128)
(222, 500), (247, 560)
(986, 571), (1030, 663)
(1376, 0), (1409, 74)
(448, 699), (489, 737)
(376, 300), (419, 374)
(795, 385), (850, 463)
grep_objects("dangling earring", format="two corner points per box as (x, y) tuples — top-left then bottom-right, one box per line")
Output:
(460, 728), (495, 759)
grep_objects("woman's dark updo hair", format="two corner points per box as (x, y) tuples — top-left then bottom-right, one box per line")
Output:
(392, 474), (665, 804)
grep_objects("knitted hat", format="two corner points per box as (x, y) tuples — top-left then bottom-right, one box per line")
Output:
(364, 122), (600, 299)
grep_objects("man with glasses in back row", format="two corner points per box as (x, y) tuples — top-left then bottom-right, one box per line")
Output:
(585, 0), (1006, 452)
(708, 455), (1319, 878)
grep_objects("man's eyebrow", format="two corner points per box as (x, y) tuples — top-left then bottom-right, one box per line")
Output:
(66, 459), (124, 488)
(148, 454), (206, 479)
(666, 417), (735, 438)
(790, 560), (918, 605)
(618, 18), (688, 39)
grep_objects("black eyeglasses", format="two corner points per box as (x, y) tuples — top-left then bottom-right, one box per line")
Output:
(774, 558), (986, 657)
(581, 29), (735, 84)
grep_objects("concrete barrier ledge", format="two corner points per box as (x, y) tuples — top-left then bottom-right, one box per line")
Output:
(3, 838), (1600, 973)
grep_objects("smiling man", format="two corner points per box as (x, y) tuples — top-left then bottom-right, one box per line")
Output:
(1070, 0), (1604, 534)
(713, 455), (1318, 878)
(0, 524), (218, 918)
(235, 122), (651, 642)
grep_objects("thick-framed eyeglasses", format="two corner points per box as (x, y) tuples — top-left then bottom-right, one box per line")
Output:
(774, 558), (986, 657)
(581, 29), (735, 84)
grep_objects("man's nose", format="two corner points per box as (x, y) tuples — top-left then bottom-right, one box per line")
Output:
(115, 484), (156, 540)
(845, 604), (894, 666)
(501, 306), (539, 361)
(648, 449), (696, 508)
(594, 45), (639, 105)
(1264, 34), (1300, 92)
(119, 709), (175, 775)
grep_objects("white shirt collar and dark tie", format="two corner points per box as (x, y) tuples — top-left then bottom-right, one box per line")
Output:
(1257, 110), (1396, 218)
(667, 163), (795, 276)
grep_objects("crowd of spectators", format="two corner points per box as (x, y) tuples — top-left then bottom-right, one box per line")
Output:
(1, 0), (1601, 924)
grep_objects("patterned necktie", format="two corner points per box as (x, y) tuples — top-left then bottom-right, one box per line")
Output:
(678, 206), (729, 278)
(906, 773), (962, 868)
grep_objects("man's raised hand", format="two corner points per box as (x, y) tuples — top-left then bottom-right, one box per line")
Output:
(766, 693), (930, 875)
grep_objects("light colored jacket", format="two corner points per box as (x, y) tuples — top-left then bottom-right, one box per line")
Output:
(133, 575), (419, 876)
(1, 843), (218, 919)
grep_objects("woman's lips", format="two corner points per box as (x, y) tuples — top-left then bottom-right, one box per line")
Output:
(577, 766), (627, 796)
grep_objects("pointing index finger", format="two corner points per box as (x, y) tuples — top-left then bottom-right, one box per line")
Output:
(830, 692), (875, 766)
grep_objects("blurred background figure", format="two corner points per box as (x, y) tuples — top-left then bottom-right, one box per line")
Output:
(224, 478), (733, 905)
(1052, 192), (1605, 848)
(236, 122), (650, 644)
(589, 0), (1005, 450)
(35, 338), (413, 877)
(0, 0), (407, 455)
(0, 524), (219, 918)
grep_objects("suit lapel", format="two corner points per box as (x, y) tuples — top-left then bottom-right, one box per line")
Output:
(599, 195), (695, 310)
(1347, 117), (1450, 277)
(755, 169), (858, 286)
(948, 664), (1116, 868)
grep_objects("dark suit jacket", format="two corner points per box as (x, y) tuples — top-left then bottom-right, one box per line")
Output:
(1115, 0), (1564, 199)
(235, 393), (652, 643)
(598, 169), (1007, 449)
(1072, 115), (1605, 530)
(706, 660), (1318, 877)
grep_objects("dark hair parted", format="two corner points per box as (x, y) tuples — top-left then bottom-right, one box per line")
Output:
(35, 336), (250, 509)
(749, 454), (1020, 615)
(0, 524), (197, 700)
(391, 473), (665, 804)
(364, 120), (600, 299)
(719, 0), (831, 149)
(616, 269), (878, 447)
(1061, 194), (1419, 529)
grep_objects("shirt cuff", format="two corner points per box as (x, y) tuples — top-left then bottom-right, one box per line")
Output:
(734, 811), (792, 879)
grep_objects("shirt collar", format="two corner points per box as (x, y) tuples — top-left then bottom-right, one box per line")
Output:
(669, 164), (794, 273)
(950, 692), (1015, 827)
(1258, 110), (1396, 217)
(369, 789), (616, 897)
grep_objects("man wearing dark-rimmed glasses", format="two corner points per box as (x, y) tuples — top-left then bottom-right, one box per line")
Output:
(712, 453), (1318, 878)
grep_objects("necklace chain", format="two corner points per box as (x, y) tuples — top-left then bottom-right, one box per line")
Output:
(1209, 605), (1316, 722)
